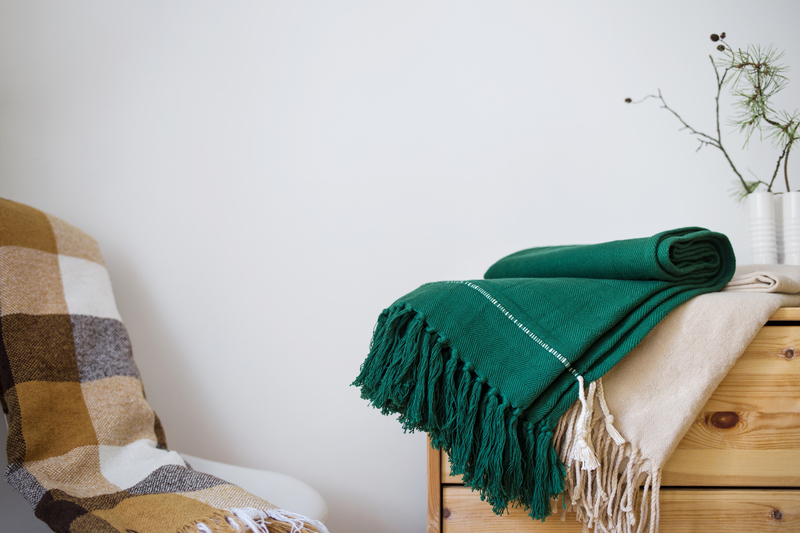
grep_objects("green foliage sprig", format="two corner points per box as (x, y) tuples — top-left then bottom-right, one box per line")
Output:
(627, 33), (799, 201)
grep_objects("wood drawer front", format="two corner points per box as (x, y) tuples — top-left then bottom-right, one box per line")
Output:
(442, 324), (800, 487)
(442, 486), (798, 532)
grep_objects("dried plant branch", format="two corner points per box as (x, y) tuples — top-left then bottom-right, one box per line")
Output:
(769, 141), (790, 191)
(629, 85), (748, 194)
(627, 32), (799, 201)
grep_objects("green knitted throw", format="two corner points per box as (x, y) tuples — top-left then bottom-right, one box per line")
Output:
(353, 227), (735, 519)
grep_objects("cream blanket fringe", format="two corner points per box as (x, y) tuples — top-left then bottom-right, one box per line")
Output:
(552, 264), (800, 533)
(554, 383), (659, 533)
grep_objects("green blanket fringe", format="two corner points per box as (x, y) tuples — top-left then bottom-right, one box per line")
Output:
(354, 302), (563, 519)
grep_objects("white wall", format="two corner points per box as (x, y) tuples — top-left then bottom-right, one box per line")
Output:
(1, 1), (798, 531)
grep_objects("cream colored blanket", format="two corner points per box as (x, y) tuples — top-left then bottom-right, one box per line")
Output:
(553, 265), (800, 533)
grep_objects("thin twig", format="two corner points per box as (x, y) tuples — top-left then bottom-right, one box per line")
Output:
(769, 142), (789, 191)
(655, 89), (718, 144)
(710, 56), (750, 194)
(627, 94), (660, 105)
(631, 79), (749, 194)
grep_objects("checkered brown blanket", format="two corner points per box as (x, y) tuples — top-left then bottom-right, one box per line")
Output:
(0, 199), (327, 533)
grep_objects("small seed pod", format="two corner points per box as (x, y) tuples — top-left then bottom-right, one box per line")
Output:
(625, 98), (632, 103)
(721, 32), (726, 39)
(717, 44), (725, 51)
(710, 33), (720, 42)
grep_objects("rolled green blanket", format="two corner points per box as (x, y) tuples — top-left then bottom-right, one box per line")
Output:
(353, 227), (735, 519)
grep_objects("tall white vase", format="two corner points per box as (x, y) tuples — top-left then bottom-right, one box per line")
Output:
(747, 191), (778, 264)
(775, 193), (785, 263)
(783, 192), (800, 265)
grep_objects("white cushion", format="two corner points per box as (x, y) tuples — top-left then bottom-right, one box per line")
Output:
(181, 453), (328, 522)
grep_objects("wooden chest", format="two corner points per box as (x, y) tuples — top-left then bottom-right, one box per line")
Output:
(427, 308), (800, 532)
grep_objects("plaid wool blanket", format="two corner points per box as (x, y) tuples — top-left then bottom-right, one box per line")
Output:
(354, 228), (735, 520)
(0, 199), (328, 533)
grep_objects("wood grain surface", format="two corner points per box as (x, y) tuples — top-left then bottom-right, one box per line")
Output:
(442, 486), (799, 532)
(428, 436), (442, 533)
(769, 307), (800, 321)
(663, 324), (800, 486)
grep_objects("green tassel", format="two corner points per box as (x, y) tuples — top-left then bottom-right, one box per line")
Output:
(391, 312), (426, 382)
(433, 348), (459, 451)
(468, 378), (487, 472)
(366, 309), (389, 352)
(530, 423), (556, 520)
(453, 360), (472, 432)
(503, 409), (524, 505)
(452, 374), (483, 478)
(402, 327), (433, 429)
(383, 312), (426, 408)
(426, 336), (445, 431)
(442, 346), (459, 429)
(539, 416), (566, 500)
(470, 389), (510, 516)
(352, 308), (391, 391)
(355, 305), (415, 405)
(488, 398), (510, 510)
(487, 397), (509, 514)
(548, 439), (566, 497)
(520, 423), (537, 511)
(449, 362), (473, 468)
(472, 391), (499, 488)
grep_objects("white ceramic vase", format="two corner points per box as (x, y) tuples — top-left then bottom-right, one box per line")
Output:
(775, 193), (785, 263)
(783, 192), (800, 265)
(747, 191), (778, 264)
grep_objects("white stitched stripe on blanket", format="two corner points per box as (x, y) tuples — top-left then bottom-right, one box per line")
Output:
(445, 280), (579, 378)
